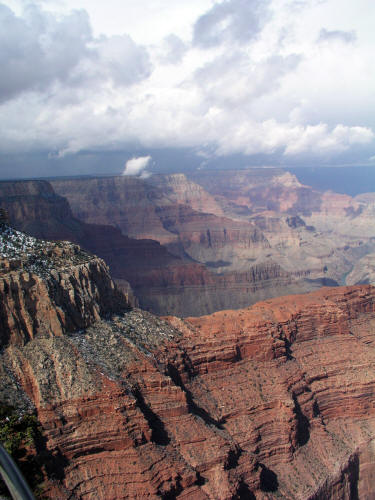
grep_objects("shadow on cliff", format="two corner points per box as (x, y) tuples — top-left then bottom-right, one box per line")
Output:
(132, 388), (170, 445)
(166, 363), (224, 429)
(36, 431), (69, 484)
(293, 394), (310, 446)
(349, 454), (359, 500)
(232, 481), (256, 499)
(259, 464), (279, 492)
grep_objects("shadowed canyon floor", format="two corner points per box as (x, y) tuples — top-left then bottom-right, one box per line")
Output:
(1, 226), (375, 498)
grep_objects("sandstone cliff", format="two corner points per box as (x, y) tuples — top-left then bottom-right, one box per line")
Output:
(1, 232), (375, 498)
(4, 174), (375, 317)
(0, 226), (129, 347)
(0, 179), (310, 316)
(51, 176), (177, 244)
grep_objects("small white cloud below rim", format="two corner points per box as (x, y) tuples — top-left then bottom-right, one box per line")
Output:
(122, 155), (152, 176)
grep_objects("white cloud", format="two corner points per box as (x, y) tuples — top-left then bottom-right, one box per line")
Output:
(193, 0), (271, 48)
(284, 123), (374, 155)
(158, 34), (187, 64)
(0, 0), (374, 171)
(122, 156), (152, 176)
(318, 28), (357, 44)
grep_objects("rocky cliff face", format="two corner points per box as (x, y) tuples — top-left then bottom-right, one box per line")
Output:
(4, 173), (375, 317)
(0, 178), (307, 316)
(149, 173), (224, 217)
(1, 232), (375, 499)
(0, 226), (129, 347)
(51, 176), (177, 244)
(189, 168), (321, 215)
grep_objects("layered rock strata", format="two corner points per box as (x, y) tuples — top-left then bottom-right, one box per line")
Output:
(1, 235), (375, 498)
(0, 228), (128, 346)
(4, 174), (375, 316)
(0, 179), (313, 316)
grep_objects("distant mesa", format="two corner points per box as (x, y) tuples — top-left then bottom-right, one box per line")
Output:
(2, 168), (375, 317)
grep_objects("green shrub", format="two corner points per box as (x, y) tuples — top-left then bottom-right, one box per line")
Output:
(0, 405), (45, 499)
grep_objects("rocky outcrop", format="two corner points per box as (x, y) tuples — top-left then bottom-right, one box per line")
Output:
(2, 271), (375, 498)
(189, 168), (321, 215)
(0, 235), (128, 348)
(346, 252), (375, 285)
(156, 203), (270, 263)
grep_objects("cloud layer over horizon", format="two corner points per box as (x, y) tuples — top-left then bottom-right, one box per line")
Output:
(0, 0), (374, 174)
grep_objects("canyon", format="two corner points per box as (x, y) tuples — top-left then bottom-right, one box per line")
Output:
(1, 167), (375, 317)
(1, 223), (375, 498)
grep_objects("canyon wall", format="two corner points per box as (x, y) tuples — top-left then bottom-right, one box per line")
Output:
(0, 237), (128, 347)
(0, 178), (316, 316)
(3, 170), (375, 317)
(51, 171), (375, 313)
(1, 233), (375, 498)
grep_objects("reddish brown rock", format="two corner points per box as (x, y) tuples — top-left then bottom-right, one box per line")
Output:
(2, 283), (375, 498)
(0, 241), (128, 347)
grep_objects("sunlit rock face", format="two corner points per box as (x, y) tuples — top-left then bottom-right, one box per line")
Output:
(50, 169), (375, 315)
(3, 168), (375, 317)
(1, 231), (375, 499)
(0, 226), (129, 347)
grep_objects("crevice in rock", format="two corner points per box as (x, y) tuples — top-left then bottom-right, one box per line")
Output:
(312, 399), (320, 417)
(284, 337), (294, 360)
(293, 394), (310, 446)
(132, 387), (170, 446)
(232, 481), (256, 500)
(259, 463), (279, 492)
(72, 447), (105, 459)
(235, 345), (242, 361)
(349, 453), (360, 500)
(206, 229), (212, 248)
(166, 363), (223, 429)
(159, 476), (183, 499)
(224, 447), (242, 470)
(195, 472), (206, 486)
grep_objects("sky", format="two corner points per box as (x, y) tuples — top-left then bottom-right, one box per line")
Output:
(0, 0), (375, 178)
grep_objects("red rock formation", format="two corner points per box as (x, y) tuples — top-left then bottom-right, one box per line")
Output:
(2, 278), (375, 498)
(0, 241), (128, 347)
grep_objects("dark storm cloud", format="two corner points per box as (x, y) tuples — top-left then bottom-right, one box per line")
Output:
(318, 28), (357, 44)
(0, 4), (92, 101)
(0, 3), (152, 102)
(193, 0), (271, 48)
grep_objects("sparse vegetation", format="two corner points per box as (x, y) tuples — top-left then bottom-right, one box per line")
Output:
(0, 404), (45, 499)
(0, 224), (91, 277)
